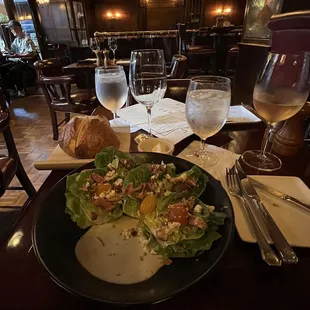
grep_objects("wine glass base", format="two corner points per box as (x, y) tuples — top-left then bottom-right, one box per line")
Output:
(186, 149), (219, 167)
(241, 150), (282, 172)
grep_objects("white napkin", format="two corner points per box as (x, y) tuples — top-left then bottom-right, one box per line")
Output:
(109, 118), (140, 133)
(177, 141), (240, 180)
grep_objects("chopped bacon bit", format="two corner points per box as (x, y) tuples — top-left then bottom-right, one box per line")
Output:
(130, 228), (138, 237)
(188, 215), (207, 230)
(91, 212), (98, 220)
(92, 173), (105, 184)
(94, 198), (115, 211)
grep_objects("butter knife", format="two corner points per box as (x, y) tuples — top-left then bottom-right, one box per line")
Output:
(236, 161), (298, 264)
(248, 177), (310, 212)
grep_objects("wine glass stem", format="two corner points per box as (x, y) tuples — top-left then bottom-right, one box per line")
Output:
(113, 50), (115, 62)
(260, 124), (272, 156)
(199, 139), (206, 153)
(112, 112), (117, 119)
(146, 106), (152, 137)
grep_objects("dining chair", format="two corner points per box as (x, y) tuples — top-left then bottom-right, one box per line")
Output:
(167, 55), (188, 79)
(165, 79), (190, 103)
(224, 46), (239, 79)
(0, 88), (36, 198)
(34, 58), (99, 140)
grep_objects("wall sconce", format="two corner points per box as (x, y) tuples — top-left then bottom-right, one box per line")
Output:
(214, 7), (232, 16)
(105, 11), (123, 20)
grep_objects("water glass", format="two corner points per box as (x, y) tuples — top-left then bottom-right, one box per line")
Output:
(95, 66), (128, 119)
(185, 76), (231, 166)
(129, 49), (167, 137)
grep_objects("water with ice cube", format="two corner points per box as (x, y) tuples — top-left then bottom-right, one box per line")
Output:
(186, 89), (230, 140)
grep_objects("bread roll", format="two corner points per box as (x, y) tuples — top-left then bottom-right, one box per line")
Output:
(59, 115), (120, 159)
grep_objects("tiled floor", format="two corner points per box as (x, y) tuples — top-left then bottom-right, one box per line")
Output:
(0, 93), (61, 207)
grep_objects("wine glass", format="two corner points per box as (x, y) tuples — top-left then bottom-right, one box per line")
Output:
(108, 37), (118, 63)
(242, 52), (310, 171)
(129, 49), (167, 137)
(95, 66), (128, 119)
(185, 76), (231, 166)
(89, 37), (100, 53)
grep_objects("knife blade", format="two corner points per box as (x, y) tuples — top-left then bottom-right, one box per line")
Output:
(235, 161), (298, 264)
(248, 177), (310, 212)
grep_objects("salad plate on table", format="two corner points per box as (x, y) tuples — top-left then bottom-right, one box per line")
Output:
(32, 147), (234, 305)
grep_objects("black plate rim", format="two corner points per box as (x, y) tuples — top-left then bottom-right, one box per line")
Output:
(32, 153), (235, 305)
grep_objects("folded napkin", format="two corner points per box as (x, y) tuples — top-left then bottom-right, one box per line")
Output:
(177, 141), (240, 180)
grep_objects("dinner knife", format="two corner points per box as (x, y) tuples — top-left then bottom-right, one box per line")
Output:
(248, 177), (310, 212)
(235, 161), (299, 264)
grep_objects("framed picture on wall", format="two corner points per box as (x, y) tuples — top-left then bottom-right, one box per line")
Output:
(242, 0), (283, 44)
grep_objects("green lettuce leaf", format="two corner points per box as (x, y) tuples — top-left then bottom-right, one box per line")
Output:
(146, 230), (222, 258)
(95, 146), (135, 177)
(123, 197), (141, 218)
(156, 192), (188, 212)
(65, 168), (123, 228)
(122, 164), (152, 195)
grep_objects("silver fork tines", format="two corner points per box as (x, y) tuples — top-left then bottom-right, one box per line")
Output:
(226, 167), (282, 266)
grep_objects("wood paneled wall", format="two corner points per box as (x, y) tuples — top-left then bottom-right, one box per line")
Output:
(92, 0), (139, 32)
(204, 0), (247, 27)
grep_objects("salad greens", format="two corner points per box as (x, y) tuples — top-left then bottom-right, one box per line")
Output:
(65, 146), (227, 257)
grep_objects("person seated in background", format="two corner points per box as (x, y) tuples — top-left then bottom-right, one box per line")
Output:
(0, 20), (36, 97)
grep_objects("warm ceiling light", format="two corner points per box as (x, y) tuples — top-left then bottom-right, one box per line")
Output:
(224, 7), (232, 13)
(115, 12), (121, 18)
(106, 11), (113, 18)
(216, 8), (223, 14)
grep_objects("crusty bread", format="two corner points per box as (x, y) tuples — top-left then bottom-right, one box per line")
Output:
(59, 115), (120, 159)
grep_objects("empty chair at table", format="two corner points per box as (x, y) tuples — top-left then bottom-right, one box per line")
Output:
(167, 55), (188, 79)
(34, 58), (99, 140)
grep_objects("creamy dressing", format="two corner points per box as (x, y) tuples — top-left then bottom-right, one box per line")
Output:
(75, 216), (165, 284)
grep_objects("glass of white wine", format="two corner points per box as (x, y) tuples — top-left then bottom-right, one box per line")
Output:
(242, 52), (310, 171)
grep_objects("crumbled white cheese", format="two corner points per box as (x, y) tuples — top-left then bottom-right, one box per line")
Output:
(194, 204), (202, 213)
(121, 229), (132, 240)
(151, 175), (156, 180)
(164, 190), (171, 197)
(105, 190), (116, 199)
(150, 249), (157, 255)
(114, 178), (123, 187)
(180, 173), (187, 181)
(107, 163), (114, 170)
(168, 221), (181, 230)
(85, 182), (90, 188)
(207, 205), (215, 212)
(106, 170), (116, 178)
(99, 192), (106, 198)
(165, 174), (171, 180)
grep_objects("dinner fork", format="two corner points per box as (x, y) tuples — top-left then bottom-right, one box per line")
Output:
(226, 167), (282, 266)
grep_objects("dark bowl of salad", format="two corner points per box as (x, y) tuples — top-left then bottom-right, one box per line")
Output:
(32, 147), (234, 305)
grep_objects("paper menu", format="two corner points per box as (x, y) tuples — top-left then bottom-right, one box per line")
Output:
(227, 106), (261, 123)
(117, 98), (261, 145)
(117, 98), (193, 145)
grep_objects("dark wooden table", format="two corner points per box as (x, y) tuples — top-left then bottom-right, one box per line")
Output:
(63, 59), (130, 89)
(1, 126), (310, 310)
